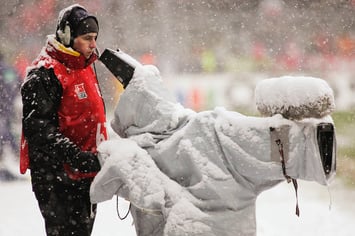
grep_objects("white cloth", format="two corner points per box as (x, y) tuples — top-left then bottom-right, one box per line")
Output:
(90, 66), (336, 236)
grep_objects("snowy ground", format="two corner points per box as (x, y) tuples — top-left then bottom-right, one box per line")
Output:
(0, 176), (354, 236)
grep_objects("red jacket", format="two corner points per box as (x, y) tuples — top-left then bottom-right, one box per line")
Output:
(21, 35), (107, 180)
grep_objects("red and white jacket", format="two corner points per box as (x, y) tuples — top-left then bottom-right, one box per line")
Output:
(20, 35), (107, 181)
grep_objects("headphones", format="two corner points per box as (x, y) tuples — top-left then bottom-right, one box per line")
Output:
(57, 23), (71, 47)
(56, 5), (99, 48)
(57, 5), (97, 47)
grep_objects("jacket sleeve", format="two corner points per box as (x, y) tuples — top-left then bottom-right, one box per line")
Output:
(21, 67), (100, 173)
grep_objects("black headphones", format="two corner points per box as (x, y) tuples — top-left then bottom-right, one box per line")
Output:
(56, 6), (98, 47)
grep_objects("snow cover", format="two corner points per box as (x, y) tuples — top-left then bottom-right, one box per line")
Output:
(90, 64), (337, 235)
(255, 76), (335, 120)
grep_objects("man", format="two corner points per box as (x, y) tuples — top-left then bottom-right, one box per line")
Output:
(20, 4), (107, 236)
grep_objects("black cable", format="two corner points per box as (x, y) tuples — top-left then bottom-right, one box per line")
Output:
(116, 195), (131, 220)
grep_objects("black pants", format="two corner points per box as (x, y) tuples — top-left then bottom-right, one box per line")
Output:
(32, 178), (96, 236)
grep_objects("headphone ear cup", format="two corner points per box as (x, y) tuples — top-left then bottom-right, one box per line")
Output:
(57, 20), (71, 46)
(62, 23), (71, 46)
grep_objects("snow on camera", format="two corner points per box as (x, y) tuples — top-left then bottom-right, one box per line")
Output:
(255, 76), (335, 120)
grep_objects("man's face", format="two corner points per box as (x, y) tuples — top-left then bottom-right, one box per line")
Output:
(73, 32), (97, 59)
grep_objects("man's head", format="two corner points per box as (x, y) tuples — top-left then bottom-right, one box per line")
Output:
(56, 4), (99, 58)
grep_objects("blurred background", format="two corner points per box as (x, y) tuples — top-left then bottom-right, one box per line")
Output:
(0, 0), (355, 186)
